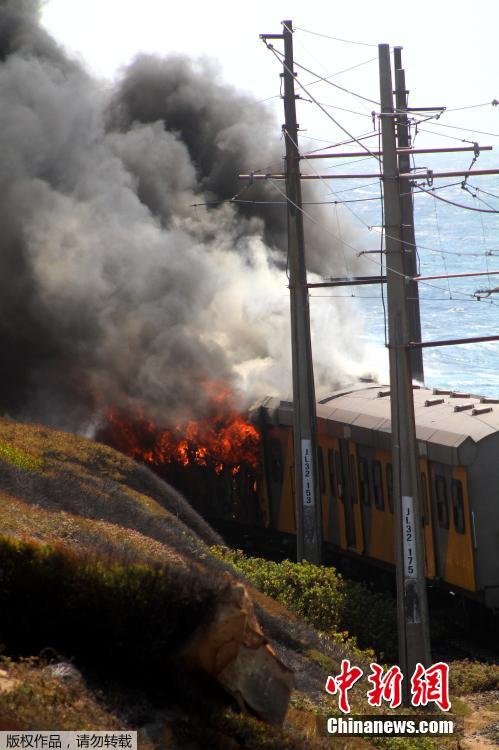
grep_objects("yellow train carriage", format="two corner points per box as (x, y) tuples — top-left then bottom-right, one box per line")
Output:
(252, 382), (499, 612)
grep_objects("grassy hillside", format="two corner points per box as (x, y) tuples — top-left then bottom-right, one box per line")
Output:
(0, 417), (359, 748)
(0, 416), (496, 748)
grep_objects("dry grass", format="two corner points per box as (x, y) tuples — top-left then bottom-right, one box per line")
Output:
(0, 416), (222, 566)
(449, 660), (499, 695)
(0, 658), (138, 734)
(0, 493), (186, 567)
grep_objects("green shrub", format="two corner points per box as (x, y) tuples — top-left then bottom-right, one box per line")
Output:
(340, 579), (397, 660)
(212, 546), (397, 659)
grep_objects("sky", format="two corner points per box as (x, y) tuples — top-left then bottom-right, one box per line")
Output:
(40, 0), (499, 149)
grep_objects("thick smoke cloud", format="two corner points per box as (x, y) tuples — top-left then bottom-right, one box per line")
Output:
(0, 0), (367, 431)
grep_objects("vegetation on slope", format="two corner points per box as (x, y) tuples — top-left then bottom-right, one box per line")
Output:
(0, 415), (496, 748)
(212, 547), (397, 660)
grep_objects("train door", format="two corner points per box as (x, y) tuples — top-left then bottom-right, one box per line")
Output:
(429, 463), (451, 580)
(339, 438), (356, 548)
(419, 460), (436, 579)
(326, 442), (341, 547)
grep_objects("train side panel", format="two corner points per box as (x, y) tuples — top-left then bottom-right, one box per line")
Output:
(467, 437), (499, 610)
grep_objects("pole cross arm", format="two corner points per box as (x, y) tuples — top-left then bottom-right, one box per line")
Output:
(239, 167), (499, 181)
(408, 334), (499, 348)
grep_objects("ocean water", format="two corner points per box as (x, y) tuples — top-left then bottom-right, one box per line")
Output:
(325, 151), (499, 397)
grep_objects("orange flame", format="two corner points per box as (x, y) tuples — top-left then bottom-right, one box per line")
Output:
(98, 386), (261, 476)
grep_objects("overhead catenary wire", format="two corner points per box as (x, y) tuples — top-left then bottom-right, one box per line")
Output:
(308, 155), (375, 170)
(192, 179), (477, 208)
(423, 120), (499, 138)
(468, 183), (499, 201)
(269, 43), (381, 107)
(431, 188), (452, 298)
(415, 184), (499, 214)
(244, 36), (499, 311)
(445, 101), (498, 112)
(191, 194), (383, 208)
(310, 294), (499, 304)
(301, 131), (381, 155)
(262, 40), (382, 162)
(268, 155), (498, 304)
(292, 24), (379, 48)
(478, 191), (493, 288)
(461, 183), (498, 212)
(284, 128), (498, 266)
(268, 135), (499, 305)
(301, 98), (374, 119)
(417, 127), (481, 146)
(286, 23), (378, 91)
(303, 56), (379, 86)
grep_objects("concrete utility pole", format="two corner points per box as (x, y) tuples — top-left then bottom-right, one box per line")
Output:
(378, 43), (431, 696)
(271, 19), (323, 564)
(393, 47), (424, 384)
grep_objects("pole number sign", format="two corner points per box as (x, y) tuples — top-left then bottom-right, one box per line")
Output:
(402, 495), (418, 578)
(301, 439), (315, 507)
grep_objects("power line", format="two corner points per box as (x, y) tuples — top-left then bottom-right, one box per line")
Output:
(287, 129), (497, 265)
(462, 183), (498, 211)
(268, 148), (499, 303)
(272, 45), (381, 106)
(263, 40), (381, 161)
(269, 171), (471, 300)
(293, 24), (379, 48)
(468, 183), (499, 201)
(308, 155), (375, 170)
(286, 23), (378, 94)
(305, 56), (379, 84)
(190, 194), (383, 207)
(417, 126), (479, 145)
(301, 131), (381, 155)
(290, 134), (492, 266)
(267, 175), (362, 256)
(426, 120), (499, 138)
(309, 294), (499, 303)
(250, 42), (499, 307)
(302, 98), (374, 119)
(416, 184), (499, 214)
(445, 101), (497, 112)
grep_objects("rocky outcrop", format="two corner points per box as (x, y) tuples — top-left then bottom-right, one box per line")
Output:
(183, 574), (294, 725)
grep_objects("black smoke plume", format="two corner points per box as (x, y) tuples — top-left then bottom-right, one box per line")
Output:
(0, 0), (366, 432)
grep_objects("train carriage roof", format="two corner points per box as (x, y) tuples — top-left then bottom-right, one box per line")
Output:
(252, 383), (499, 467)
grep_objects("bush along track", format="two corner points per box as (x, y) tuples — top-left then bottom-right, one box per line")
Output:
(211, 546), (397, 660)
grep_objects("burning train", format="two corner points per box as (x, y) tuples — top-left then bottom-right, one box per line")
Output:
(99, 380), (499, 614)
(3, 5), (497, 614)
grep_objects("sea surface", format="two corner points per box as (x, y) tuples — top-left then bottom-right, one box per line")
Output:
(325, 150), (499, 397)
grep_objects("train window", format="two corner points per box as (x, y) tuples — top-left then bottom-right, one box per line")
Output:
(269, 438), (283, 483)
(451, 479), (466, 534)
(386, 463), (394, 513)
(372, 460), (384, 510)
(421, 472), (430, 526)
(317, 447), (325, 495)
(435, 475), (449, 529)
(358, 458), (370, 506)
(349, 454), (358, 503)
(335, 451), (344, 501)
(327, 449), (336, 497)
